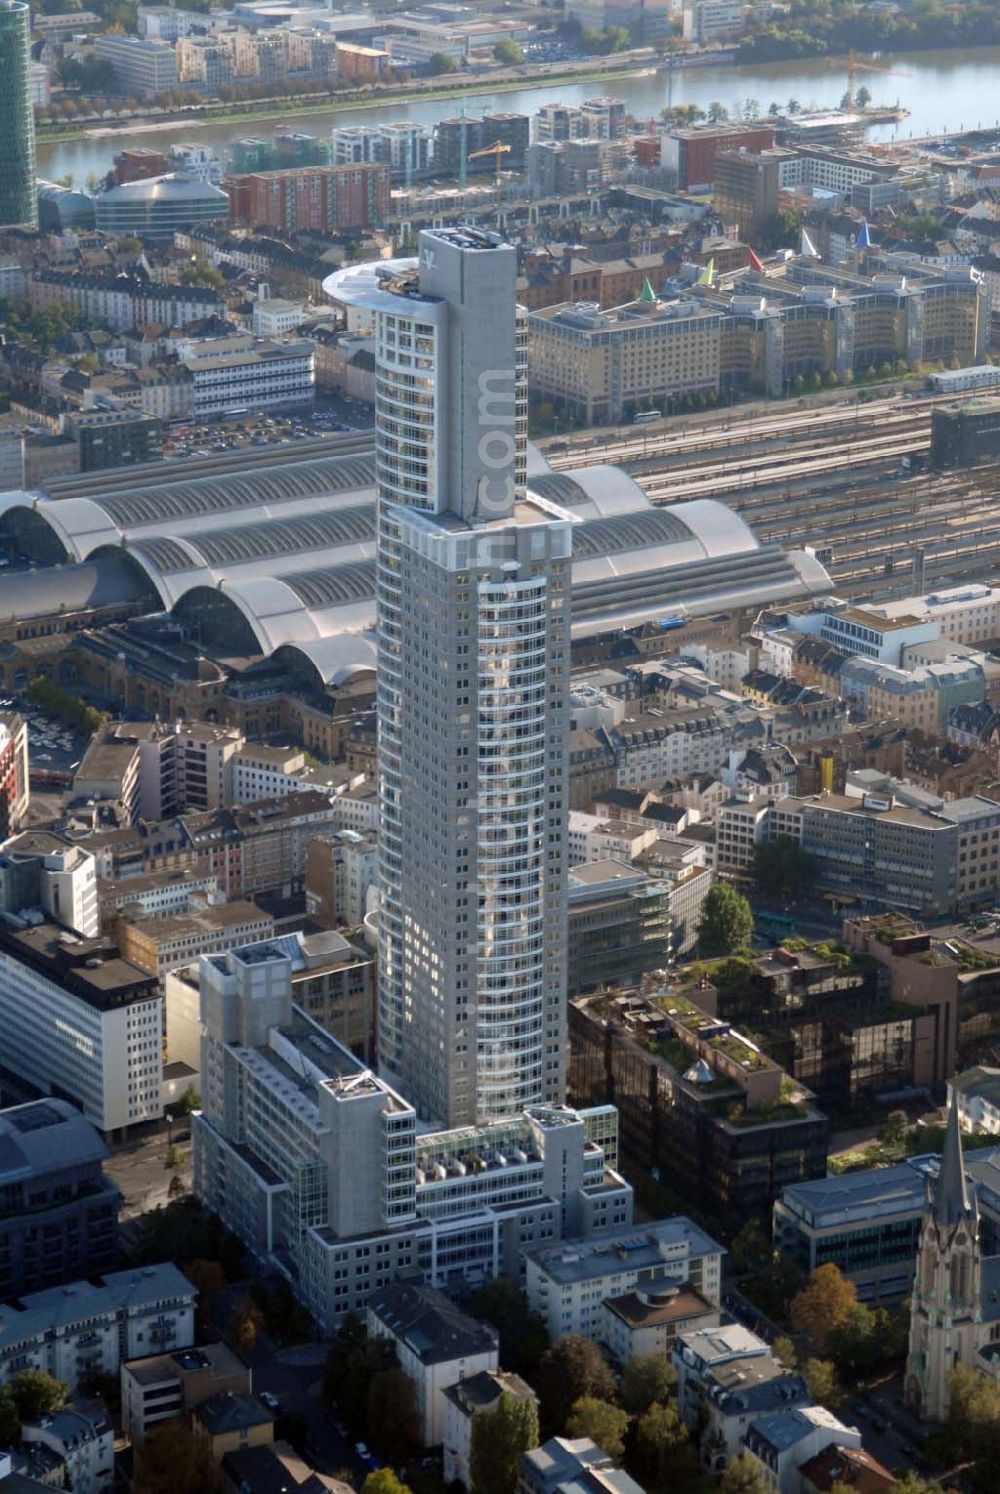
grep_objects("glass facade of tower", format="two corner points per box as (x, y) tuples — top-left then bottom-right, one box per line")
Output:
(0, 1), (37, 230)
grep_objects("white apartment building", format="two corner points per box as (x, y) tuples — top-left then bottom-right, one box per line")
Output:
(524, 1217), (724, 1342)
(0, 843), (99, 938)
(367, 1280), (499, 1446)
(181, 337), (315, 419)
(251, 298), (305, 337)
(193, 940), (633, 1330)
(0, 923), (163, 1135)
(949, 1067), (1000, 1136)
(0, 1265), (195, 1392)
(744, 1406), (862, 1493)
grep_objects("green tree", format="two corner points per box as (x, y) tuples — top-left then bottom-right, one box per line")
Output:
(566, 1398), (628, 1461)
(471, 1278), (548, 1374)
(180, 260), (225, 290)
(892, 1476), (944, 1494)
(0, 1388), (19, 1446)
(771, 1335), (798, 1369)
(879, 1110), (908, 1147)
(698, 883), (753, 956)
(426, 50), (456, 73)
(619, 1355), (676, 1416)
(633, 1399), (698, 1487)
(535, 1336), (615, 1438)
(366, 1366), (420, 1460)
(790, 1264), (857, 1351)
(730, 1218), (772, 1276)
(803, 1357), (840, 1407)
(856, 85), (872, 107)
(707, 100), (728, 122)
(493, 38), (523, 64)
(363, 1473), (412, 1494)
(751, 838), (817, 902)
(469, 1391), (540, 1494)
(227, 1295), (264, 1356)
(11, 1370), (66, 1421)
(133, 1419), (223, 1492)
(719, 1452), (770, 1494)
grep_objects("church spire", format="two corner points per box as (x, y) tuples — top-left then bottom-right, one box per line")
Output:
(935, 1099), (971, 1227)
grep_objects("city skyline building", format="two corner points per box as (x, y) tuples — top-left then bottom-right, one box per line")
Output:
(0, 0), (37, 230)
(329, 228), (572, 1130)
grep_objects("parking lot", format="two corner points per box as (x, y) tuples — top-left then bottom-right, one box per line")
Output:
(162, 395), (374, 460)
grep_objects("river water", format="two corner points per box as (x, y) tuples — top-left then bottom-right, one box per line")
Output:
(35, 44), (1000, 186)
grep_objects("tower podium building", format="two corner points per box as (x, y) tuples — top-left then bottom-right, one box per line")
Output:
(329, 229), (572, 1129)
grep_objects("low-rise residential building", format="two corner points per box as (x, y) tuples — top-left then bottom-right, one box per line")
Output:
(193, 1392), (274, 1462)
(950, 1066), (1000, 1135)
(0, 1100), (119, 1300)
(0, 1264), (195, 1392)
(20, 1403), (113, 1494)
(0, 922), (162, 1136)
(122, 1342), (250, 1447)
(600, 1282), (719, 1366)
(743, 1406), (862, 1493)
(443, 1371), (538, 1490)
(674, 1323), (808, 1473)
(367, 1281), (499, 1447)
(524, 1217), (723, 1344)
(518, 1437), (645, 1494)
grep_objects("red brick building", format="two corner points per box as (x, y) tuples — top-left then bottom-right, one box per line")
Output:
(0, 714), (28, 840)
(664, 124), (776, 189)
(226, 163), (390, 233)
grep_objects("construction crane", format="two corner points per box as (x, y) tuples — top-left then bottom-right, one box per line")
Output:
(468, 139), (511, 195)
(829, 47), (911, 110)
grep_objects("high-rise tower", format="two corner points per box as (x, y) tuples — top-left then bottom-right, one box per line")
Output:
(0, 0), (37, 231)
(328, 229), (571, 1129)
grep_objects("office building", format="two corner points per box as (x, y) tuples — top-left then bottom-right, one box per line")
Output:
(0, 1099), (119, 1299)
(121, 1342), (251, 1447)
(0, 922), (162, 1136)
(662, 123), (775, 189)
(328, 228), (570, 1130)
(433, 114), (529, 176)
(193, 940), (633, 1330)
(0, 839), (98, 938)
(93, 34), (178, 95)
(70, 411), (163, 474)
(682, 0), (745, 41)
(569, 993), (828, 1230)
(774, 1161), (929, 1304)
(0, 429), (25, 491)
(94, 173), (229, 242)
(305, 829), (378, 927)
(0, 1264), (195, 1392)
(166, 926), (376, 1071)
(0, 0), (37, 229)
(566, 860), (675, 995)
(713, 148), (790, 240)
(226, 163), (390, 233)
(118, 899), (274, 983)
(367, 1281), (499, 1446)
(181, 336), (315, 418)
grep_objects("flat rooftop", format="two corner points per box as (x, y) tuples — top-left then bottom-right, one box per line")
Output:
(0, 922), (157, 1011)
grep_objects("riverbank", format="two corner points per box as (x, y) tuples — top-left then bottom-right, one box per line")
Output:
(34, 53), (660, 146)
